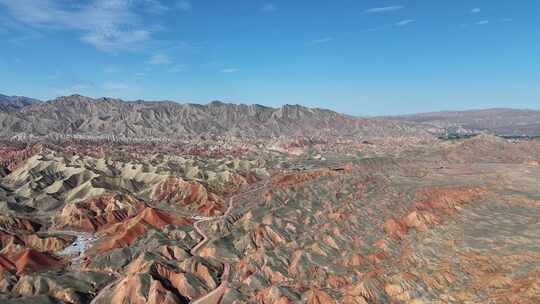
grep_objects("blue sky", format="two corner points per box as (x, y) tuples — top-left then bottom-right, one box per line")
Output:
(0, 0), (539, 115)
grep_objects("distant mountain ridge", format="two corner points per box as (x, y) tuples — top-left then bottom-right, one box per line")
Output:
(0, 94), (424, 140)
(3, 94), (538, 140)
(387, 108), (540, 136)
(0, 94), (41, 111)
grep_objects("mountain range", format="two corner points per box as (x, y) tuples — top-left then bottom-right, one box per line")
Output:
(1, 94), (540, 139)
(0, 94), (423, 140)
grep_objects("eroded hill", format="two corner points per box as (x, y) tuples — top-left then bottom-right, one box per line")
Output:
(0, 135), (539, 303)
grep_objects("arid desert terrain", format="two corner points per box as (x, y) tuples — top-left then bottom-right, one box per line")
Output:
(1, 95), (539, 304)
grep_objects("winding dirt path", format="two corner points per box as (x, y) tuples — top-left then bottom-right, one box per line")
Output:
(190, 182), (270, 304)
(90, 168), (331, 303)
(190, 168), (344, 303)
(190, 198), (234, 256)
(89, 182), (268, 304)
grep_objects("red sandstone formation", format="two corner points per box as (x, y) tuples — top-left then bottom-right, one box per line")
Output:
(11, 249), (63, 275)
(153, 177), (224, 216)
(55, 194), (142, 232)
(0, 125), (539, 303)
(383, 187), (485, 240)
(0, 143), (43, 171)
(415, 187), (486, 214)
(0, 216), (71, 256)
(0, 253), (16, 274)
(95, 207), (192, 253)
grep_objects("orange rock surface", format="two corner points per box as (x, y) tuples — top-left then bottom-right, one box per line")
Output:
(95, 207), (192, 253)
(12, 249), (63, 275)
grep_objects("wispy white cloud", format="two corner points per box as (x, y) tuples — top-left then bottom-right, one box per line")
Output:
(365, 6), (404, 14)
(221, 68), (239, 73)
(143, 0), (169, 14)
(83, 29), (151, 52)
(476, 20), (489, 25)
(471, 8), (481, 14)
(395, 19), (415, 27)
(176, 1), (191, 11)
(262, 3), (277, 12)
(148, 53), (173, 65)
(311, 37), (333, 44)
(0, 15), (44, 43)
(0, 0), (162, 51)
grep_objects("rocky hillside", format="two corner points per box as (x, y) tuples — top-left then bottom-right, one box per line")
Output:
(1, 138), (539, 303)
(0, 94), (41, 112)
(3, 94), (540, 139)
(0, 95), (426, 140)
(388, 108), (540, 136)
